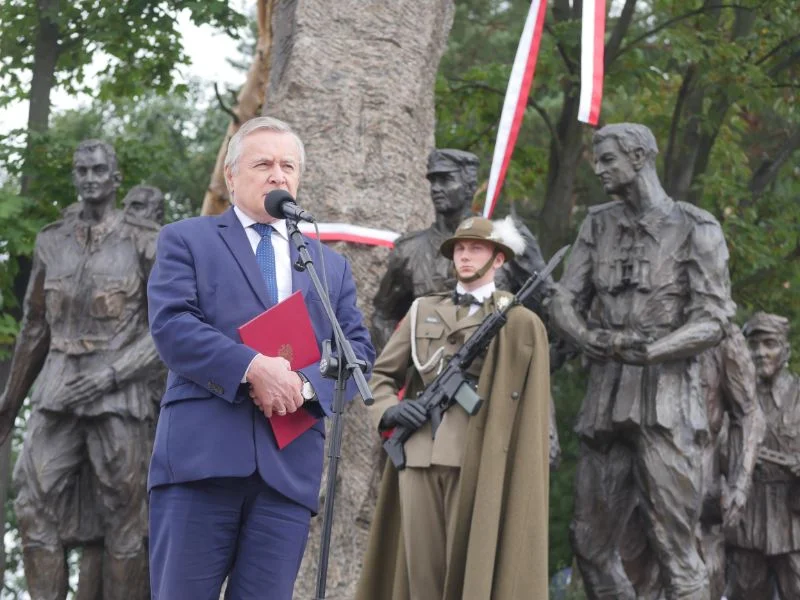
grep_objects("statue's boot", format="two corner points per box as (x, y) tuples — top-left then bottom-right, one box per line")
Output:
(22, 546), (68, 600)
(102, 549), (149, 600)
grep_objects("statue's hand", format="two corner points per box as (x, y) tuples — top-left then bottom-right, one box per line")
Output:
(0, 392), (15, 445)
(612, 332), (651, 365)
(62, 368), (115, 408)
(583, 330), (614, 362)
(721, 478), (748, 529)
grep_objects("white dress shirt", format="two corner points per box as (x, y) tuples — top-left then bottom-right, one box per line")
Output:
(455, 281), (496, 317)
(234, 206), (293, 302)
(234, 206), (295, 382)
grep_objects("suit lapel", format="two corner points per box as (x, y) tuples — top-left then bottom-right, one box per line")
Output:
(217, 208), (271, 308)
(434, 299), (458, 333)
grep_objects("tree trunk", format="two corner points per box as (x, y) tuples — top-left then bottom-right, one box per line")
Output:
(1, 0), (63, 584)
(201, 0), (276, 216)
(263, 1), (455, 597)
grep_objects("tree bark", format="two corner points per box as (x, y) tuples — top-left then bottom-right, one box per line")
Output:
(262, 1), (455, 597)
(201, 0), (275, 216)
(2, 0), (63, 584)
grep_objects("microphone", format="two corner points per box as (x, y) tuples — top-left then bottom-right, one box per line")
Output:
(264, 190), (315, 222)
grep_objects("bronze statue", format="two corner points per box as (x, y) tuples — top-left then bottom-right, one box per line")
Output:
(371, 149), (478, 352)
(0, 140), (160, 600)
(550, 123), (735, 600)
(726, 312), (800, 599)
(371, 149), (551, 349)
(620, 323), (765, 600)
(122, 184), (165, 224)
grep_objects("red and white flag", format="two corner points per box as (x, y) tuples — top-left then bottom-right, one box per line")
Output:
(483, 0), (548, 219)
(298, 222), (400, 248)
(577, 0), (606, 125)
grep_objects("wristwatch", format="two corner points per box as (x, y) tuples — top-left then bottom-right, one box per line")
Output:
(296, 371), (316, 401)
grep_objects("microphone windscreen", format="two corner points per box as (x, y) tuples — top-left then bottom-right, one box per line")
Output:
(264, 189), (294, 219)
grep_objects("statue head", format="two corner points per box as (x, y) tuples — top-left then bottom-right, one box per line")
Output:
(592, 123), (659, 195)
(123, 185), (165, 224)
(743, 312), (791, 382)
(426, 149), (479, 218)
(72, 140), (121, 206)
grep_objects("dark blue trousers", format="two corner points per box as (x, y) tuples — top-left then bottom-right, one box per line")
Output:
(149, 475), (311, 600)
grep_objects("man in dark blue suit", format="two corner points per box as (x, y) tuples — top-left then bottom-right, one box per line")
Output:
(147, 116), (375, 600)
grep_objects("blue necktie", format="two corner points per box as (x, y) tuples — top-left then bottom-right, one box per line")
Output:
(252, 223), (279, 307)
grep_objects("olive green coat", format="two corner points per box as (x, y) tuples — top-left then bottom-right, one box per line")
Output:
(355, 302), (551, 600)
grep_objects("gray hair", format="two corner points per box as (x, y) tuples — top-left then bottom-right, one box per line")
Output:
(224, 116), (306, 177)
(593, 123), (659, 163)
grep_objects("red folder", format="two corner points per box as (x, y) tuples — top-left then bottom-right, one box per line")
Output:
(238, 291), (321, 449)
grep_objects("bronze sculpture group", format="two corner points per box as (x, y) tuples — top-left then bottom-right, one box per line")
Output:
(1, 123), (797, 599)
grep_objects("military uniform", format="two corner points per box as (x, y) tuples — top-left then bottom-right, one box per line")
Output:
(368, 289), (495, 600)
(727, 315), (800, 599)
(12, 207), (159, 571)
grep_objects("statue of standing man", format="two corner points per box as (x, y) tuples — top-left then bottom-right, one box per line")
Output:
(0, 140), (161, 600)
(726, 312), (800, 599)
(550, 123), (735, 600)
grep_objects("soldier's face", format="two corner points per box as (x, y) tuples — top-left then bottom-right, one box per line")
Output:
(73, 149), (120, 205)
(453, 240), (504, 289)
(747, 333), (789, 381)
(225, 130), (301, 223)
(124, 195), (164, 224)
(593, 138), (637, 195)
(428, 171), (468, 216)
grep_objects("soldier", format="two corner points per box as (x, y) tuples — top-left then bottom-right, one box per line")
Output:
(0, 140), (160, 600)
(356, 216), (552, 600)
(550, 123), (735, 600)
(726, 312), (800, 599)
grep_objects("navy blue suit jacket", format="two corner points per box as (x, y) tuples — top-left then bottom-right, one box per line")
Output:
(147, 208), (374, 513)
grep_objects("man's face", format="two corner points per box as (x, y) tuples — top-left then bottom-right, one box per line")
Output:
(124, 193), (164, 224)
(453, 239), (504, 289)
(747, 332), (789, 381)
(225, 130), (301, 222)
(593, 138), (637, 195)
(427, 170), (469, 216)
(73, 148), (119, 205)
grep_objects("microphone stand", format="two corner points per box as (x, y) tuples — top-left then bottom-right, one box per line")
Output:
(283, 218), (373, 600)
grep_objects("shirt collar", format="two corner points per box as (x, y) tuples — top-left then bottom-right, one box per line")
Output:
(455, 281), (496, 303)
(234, 205), (288, 240)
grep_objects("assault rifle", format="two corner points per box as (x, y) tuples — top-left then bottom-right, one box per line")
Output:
(757, 447), (800, 472)
(383, 244), (570, 470)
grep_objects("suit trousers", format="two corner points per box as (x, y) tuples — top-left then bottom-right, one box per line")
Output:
(149, 474), (311, 600)
(398, 465), (461, 600)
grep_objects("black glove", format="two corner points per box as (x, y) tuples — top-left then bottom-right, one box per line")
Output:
(380, 400), (427, 431)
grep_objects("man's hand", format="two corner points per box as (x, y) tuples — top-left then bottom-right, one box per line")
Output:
(61, 368), (115, 408)
(246, 355), (303, 418)
(380, 400), (427, 431)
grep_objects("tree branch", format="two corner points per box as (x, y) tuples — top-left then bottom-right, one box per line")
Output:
(605, 0), (638, 68)
(213, 82), (239, 124)
(664, 65), (696, 185)
(447, 79), (561, 155)
(616, 3), (765, 59)
(746, 127), (800, 203)
(543, 22), (577, 75)
(755, 33), (800, 66)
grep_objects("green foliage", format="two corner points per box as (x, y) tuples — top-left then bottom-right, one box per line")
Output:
(0, 0), (245, 104)
(435, 0), (800, 581)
